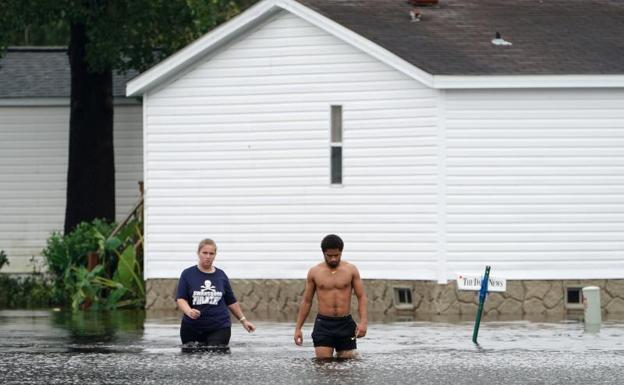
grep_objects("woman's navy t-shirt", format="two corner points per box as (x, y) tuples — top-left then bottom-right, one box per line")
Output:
(175, 266), (237, 330)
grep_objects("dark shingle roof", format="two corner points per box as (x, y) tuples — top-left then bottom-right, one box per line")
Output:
(0, 47), (136, 98)
(296, 0), (624, 75)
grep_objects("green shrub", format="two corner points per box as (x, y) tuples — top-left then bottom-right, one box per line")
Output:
(0, 274), (56, 309)
(42, 219), (115, 278)
(0, 250), (57, 309)
(41, 217), (144, 311)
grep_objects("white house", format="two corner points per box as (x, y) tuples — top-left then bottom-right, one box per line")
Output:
(133, 0), (624, 313)
(0, 47), (143, 273)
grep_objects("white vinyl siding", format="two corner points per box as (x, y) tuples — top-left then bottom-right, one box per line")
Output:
(144, 11), (439, 279)
(444, 89), (624, 280)
(114, 105), (144, 215)
(0, 103), (143, 272)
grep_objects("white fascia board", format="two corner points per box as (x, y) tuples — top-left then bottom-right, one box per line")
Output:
(276, 0), (435, 88)
(433, 74), (624, 89)
(126, 0), (282, 97)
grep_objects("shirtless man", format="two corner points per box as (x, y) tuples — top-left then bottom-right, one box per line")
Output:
(293, 234), (368, 358)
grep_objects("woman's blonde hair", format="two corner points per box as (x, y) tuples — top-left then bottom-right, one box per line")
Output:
(197, 238), (217, 253)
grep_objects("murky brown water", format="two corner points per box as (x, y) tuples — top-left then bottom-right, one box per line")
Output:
(1, 310), (623, 384)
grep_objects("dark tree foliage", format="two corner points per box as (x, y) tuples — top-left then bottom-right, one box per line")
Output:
(0, 0), (257, 233)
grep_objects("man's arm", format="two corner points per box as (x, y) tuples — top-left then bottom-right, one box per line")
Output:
(352, 266), (368, 338)
(294, 269), (316, 346)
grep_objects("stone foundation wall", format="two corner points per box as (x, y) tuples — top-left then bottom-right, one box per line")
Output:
(146, 278), (624, 318)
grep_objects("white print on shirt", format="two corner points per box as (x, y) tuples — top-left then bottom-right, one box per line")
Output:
(201, 280), (216, 292)
(192, 280), (223, 306)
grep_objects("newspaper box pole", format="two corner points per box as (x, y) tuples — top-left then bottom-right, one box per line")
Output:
(472, 266), (490, 343)
(457, 266), (506, 344)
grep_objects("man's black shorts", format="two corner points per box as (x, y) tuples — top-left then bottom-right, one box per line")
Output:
(311, 314), (357, 351)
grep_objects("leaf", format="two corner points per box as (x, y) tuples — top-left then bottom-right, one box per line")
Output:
(104, 237), (122, 252)
(93, 228), (106, 241)
(88, 264), (105, 277)
(115, 298), (143, 308)
(105, 287), (128, 309)
(92, 276), (125, 291)
(116, 245), (144, 295)
(116, 246), (134, 289)
(71, 288), (86, 311)
(117, 219), (138, 241)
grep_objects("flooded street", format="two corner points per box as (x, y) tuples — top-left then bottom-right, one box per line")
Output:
(1, 310), (623, 384)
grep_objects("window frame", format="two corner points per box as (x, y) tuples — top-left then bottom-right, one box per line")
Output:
(330, 105), (343, 186)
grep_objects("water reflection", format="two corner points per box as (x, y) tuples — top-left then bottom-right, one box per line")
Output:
(0, 310), (145, 354)
(52, 310), (145, 344)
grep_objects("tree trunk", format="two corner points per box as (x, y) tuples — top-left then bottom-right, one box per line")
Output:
(64, 22), (115, 234)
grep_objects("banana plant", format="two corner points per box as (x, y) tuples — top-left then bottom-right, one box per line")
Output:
(90, 217), (144, 309)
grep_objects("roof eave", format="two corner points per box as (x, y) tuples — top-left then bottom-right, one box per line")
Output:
(434, 75), (624, 89)
(0, 96), (140, 107)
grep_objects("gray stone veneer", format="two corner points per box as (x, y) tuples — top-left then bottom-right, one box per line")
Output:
(146, 279), (624, 318)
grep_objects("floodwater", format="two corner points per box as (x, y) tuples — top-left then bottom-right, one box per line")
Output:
(0, 310), (623, 385)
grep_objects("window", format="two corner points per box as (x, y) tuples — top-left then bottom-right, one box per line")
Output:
(565, 287), (583, 310)
(393, 287), (414, 310)
(330, 105), (342, 185)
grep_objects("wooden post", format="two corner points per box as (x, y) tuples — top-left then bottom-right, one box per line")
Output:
(81, 251), (100, 310)
(87, 251), (99, 271)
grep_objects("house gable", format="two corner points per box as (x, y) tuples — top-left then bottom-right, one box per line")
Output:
(127, 0), (435, 97)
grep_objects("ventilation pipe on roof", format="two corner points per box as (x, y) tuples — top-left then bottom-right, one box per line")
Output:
(491, 32), (512, 46)
(410, 8), (422, 22)
(407, 0), (438, 22)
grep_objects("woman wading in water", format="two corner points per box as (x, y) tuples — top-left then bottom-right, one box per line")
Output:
(176, 239), (255, 349)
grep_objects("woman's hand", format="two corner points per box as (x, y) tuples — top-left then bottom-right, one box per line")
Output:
(185, 308), (201, 319)
(241, 319), (256, 333)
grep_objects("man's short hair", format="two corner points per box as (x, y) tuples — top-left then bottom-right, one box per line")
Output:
(321, 234), (344, 252)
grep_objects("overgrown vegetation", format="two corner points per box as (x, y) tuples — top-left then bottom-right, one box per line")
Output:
(0, 274), (55, 309)
(42, 216), (144, 311)
(0, 249), (54, 308)
(43, 219), (115, 280)
(0, 213), (144, 311)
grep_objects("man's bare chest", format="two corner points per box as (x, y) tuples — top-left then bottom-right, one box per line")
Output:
(315, 273), (352, 291)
